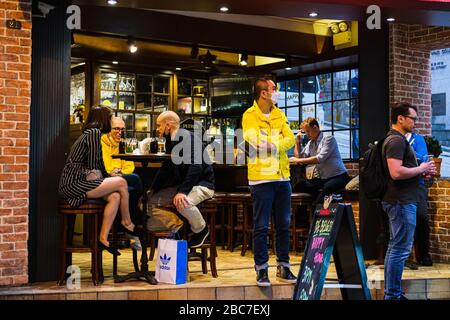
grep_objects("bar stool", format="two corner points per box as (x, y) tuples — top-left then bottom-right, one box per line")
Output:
(221, 192), (252, 252)
(57, 199), (106, 286)
(291, 193), (313, 253)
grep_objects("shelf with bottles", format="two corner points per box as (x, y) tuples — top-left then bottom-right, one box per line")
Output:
(70, 72), (86, 124)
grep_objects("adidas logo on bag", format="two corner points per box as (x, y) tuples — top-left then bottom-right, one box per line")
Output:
(160, 253), (171, 270)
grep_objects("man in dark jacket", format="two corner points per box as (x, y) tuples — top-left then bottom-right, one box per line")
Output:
(149, 111), (215, 248)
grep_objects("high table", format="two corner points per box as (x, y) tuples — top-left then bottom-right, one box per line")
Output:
(111, 153), (171, 285)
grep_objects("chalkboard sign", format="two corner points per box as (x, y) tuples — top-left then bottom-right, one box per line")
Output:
(293, 203), (371, 300)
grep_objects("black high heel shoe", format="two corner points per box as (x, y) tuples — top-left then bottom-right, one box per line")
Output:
(98, 241), (121, 256)
(120, 224), (144, 237)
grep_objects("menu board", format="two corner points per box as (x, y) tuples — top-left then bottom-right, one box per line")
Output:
(293, 203), (371, 300)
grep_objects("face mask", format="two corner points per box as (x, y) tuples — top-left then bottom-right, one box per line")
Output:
(270, 91), (279, 105)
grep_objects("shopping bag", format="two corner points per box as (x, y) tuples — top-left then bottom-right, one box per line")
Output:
(155, 238), (188, 284)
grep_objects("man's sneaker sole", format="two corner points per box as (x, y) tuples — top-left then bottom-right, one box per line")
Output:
(256, 281), (271, 287)
(277, 277), (297, 284)
(189, 230), (209, 248)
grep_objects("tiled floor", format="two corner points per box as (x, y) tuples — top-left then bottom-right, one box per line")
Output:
(0, 248), (449, 300)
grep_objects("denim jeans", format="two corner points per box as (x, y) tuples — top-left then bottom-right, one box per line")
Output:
(381, 201), (417, 300)
(250, 181), (291, 270)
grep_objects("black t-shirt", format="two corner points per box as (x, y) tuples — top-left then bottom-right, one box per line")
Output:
(382, 129), (420, 204)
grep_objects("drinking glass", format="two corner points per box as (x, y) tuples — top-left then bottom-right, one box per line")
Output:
(156, 137), (166, 154)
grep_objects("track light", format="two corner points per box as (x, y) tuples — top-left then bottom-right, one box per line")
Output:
(219, 6), (229, 13)
(330, 23), (340, 34)
(128, 39), (137, 53)
(338, 21), (349, 32)
(240, 53), (248, 66)
(309, 12), (318, 18)
(107, 0), (117, 5)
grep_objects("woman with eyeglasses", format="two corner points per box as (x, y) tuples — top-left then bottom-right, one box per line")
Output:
(101, 116), (144, 250)
(58, 106), (137, 255)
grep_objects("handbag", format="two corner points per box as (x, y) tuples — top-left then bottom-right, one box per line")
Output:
(155, 238), (188, 284)
(86, 169), (102, 181)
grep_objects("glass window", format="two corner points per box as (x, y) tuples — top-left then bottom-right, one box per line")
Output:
(301, 104), (315, 122)
(286, 107), (300, 131)
(333, 100), (351, 129)
(317, 102), (332, 131)
(286, 80), (299, 107)
(350, 69), (359, 98)
(334, 130), (351, 159)
(278, 81), (286, 107)
(333, 70), (350, 100)
(317, 73), (332, 102)
(300, 76), (316, 105)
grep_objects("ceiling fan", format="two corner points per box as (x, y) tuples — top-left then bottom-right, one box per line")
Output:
(175, 49), (241, 74)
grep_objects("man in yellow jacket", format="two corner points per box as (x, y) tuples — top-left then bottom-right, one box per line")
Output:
(242, 78), (297, 286)
(102, 117), (143, 250)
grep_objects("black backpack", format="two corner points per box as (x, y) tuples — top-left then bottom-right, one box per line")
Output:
(360, 133), (409, 201)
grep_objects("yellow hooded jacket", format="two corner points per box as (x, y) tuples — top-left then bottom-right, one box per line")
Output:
(101, 134), (135, 175)
(242, 101), (295, 181)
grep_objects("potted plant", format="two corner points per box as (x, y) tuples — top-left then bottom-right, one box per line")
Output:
(425, 136), (443, 177)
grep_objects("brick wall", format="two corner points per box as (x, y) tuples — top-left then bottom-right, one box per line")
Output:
(0, 0), (32, 286)
(428, 179), (450, 263)
(344, 162), (359, 178)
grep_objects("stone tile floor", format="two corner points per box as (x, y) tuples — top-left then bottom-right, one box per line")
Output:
(0, 248), (449, 300)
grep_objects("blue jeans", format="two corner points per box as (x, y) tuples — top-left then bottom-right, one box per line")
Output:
(381, 201), (417, 300)
(250, 181), (292, 270)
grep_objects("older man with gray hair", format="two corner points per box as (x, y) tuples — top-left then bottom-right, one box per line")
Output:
(148, 111), (215, 248)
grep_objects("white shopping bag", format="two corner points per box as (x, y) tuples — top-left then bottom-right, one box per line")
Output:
(155, 238), (188, 284)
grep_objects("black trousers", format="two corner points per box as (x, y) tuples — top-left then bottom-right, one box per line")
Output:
(294, 172), (350, 204)
(122, 173), (144, 226)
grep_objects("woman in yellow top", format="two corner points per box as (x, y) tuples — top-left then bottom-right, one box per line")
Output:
(101, 117), (143, 250)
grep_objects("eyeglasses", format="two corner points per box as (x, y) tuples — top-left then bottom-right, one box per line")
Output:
(112, 127), (125, 132)
(404, 115), (418, 122)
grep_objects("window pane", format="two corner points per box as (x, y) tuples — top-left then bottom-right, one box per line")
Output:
(351, 129), (360, 159)
(118, 92), (135, 110)
(351, 99), (359, 128)
(317, 102), (331, 130)
(334, 130), (350, 159)
(333, 70), (350, 100)
(300, 76), (316, 105)
(136, 75), (152, 93)
(136, 94), (151, 111)
(286, 107), (299, 128)
(333, 100), (350, 129)
(350, 69), (359, 98)
(116, 112), (133, 131)
(119, 73), (136, 92)
(301, 104), (315, 122)
(154, 76), (169, 93)
(153, 95), (169, 112)
(100, 91), (117, 108)
(286, 80), (299, 107)
(135, 113), (151, 132)
(317, 73), (332, 102)
(278, 81), (286, 107)
(100, 71), (117, 91)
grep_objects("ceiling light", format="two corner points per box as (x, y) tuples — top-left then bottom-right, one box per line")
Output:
(285, 57), (292, 70)
(112, 61), (118, 65)
(309, 12), (318, 18)
(220, 6), (229, 13)
(387, 17), (395, 22)
(107, 0), (117, 5)
(285, 67), (292, 71)
(128, 39), (138, 53)
(330, 23), (340, 34)
(240, 53), (248, 66)
(175, 67), (182, 71)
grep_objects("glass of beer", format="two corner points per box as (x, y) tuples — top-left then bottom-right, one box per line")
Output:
(157, 136), (166, 154)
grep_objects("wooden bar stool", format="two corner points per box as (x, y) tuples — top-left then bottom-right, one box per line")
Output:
(57, 199), (106, 286)
(291, 193), (313, 254)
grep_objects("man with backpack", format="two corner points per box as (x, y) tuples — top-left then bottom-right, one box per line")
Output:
(373, 102), (436, 300)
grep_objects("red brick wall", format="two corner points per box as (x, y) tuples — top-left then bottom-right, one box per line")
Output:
(389, 24), (450, 262)
(0, 0), (31, 286)
(344, 162), (359, 177)
(428, 180), (450, 263)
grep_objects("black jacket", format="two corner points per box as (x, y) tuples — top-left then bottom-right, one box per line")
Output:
(151, 130), (215, 195)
